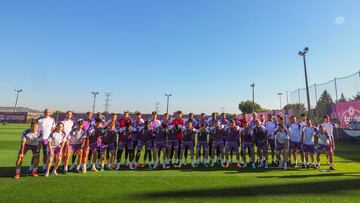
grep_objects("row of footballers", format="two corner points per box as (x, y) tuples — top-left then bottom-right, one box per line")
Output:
(14, 110), (335, 179)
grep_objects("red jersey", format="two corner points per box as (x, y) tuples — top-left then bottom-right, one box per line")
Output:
(171, 118), (184, 141)
(118, 117), (133, 128)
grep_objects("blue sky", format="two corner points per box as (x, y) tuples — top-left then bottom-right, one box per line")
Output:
(0, 0), (359, 114)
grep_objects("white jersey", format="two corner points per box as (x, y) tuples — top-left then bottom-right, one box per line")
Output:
(21, 129), (41, 146)
(302, 126), (316, 145)
(289, 122), (302, 142)
(48, 132), (67, 147)
(264, 120), (277, 139)
(62, 119), (74, 136)
(68, 129), (85, 145)
(275, 131), (289, 144)
(317, 132), (330, 145)
(321, 122), (335, 138)
(38, 117), (56, 140)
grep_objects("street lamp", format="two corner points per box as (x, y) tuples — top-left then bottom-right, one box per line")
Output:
(277, 92), (283, 109)
(298, 47), (311, 118)
(14, 89), (23, 112)
(164, 93), (172, 114)
(250, 83), (255, 113)
(91, 91), (99, 113)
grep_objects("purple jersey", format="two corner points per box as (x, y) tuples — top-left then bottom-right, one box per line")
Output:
(138, 127), (154, 143)
(182, 128), (196, 142)
(196, 119), (209, 129)
(253, 126), (267, 141)
(210, 127), (224, 142)
(154, 127), (168, 142)
(185, 119), (198, 128)
(102, 129), (117, 145)
(119, 128), (135, 142)
(249, 119), (257, 129)
(87, 127), (104, 144)
(219, 118), (229, 126)
(82, 118), (94, 132)
(133, 119), (145, 129)
(168, 127), (180, 141)
(224, 126), (240, 142)
(162, 119), (172, 126)
(207, 118), (218, 127)
(197, 129), (209, 142)
(241, 127), (253, 143)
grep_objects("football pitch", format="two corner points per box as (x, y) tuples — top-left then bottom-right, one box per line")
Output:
(0, 124), (359, 203)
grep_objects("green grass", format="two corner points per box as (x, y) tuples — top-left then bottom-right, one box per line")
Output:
(0, 124), (359, 202)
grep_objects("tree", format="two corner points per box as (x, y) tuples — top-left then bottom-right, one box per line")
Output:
(352, 91), (360, 101)
(238, 100), (264, 114)
(315, 90), (334, 122)
(283, 103), (306, 118)
(338, 93), (347, 103)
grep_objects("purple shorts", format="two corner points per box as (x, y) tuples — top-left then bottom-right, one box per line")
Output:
(290, 141), (302, 150)
(276, 143), (288, 151)
(69, 144), (82, 153)
(100, 144), (115, 153)
(154, 142), (167, 150)
(226, 142), (239, 153)
(242, 142), (254, 151)
(48, 146), (61, 155)
(167, 140), (179, 149)
(256, 141), (268, 149)
(268, 139), (275, 150)
(317, 144), (331, 152)
(118, 141), (133, 150)
(181, 141), (194, 150)
(137, 141), (153, 150)
(19, 144), (38, 155)
(196, 141), (209, 150)
(42, 139), (49, 154)
(303, 144), (315, 153)
(89, 143), (100, 152)
(212, 141), (224, 151)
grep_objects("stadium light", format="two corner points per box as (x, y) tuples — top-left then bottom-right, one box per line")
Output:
(298, 47), (311, 118)
(14, 89), (23, 112)
(164, 93), (172, 114)
(277, 92), (283, 109)
(250, 83), (255, 113)
(91, 91), (99, 113)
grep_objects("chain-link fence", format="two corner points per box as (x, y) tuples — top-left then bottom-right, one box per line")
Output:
(289, 71), (360, 107)
(288, 70), (360, 124)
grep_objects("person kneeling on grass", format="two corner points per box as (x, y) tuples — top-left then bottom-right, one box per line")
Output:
(67, 120), (86, 173)
(45, 123), (67, 177)
(275, 124), (289, 170)
(316, 125), (335, 170)
(100, 121), (118, 171)
(15, 120), (42, 179)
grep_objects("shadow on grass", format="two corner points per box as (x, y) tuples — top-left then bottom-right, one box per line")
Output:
(333, 141), (360, 162)
(256, 172), (360, 179)
(134, 178), (360, 199)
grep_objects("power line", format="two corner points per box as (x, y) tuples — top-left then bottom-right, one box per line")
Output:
(155, 102), (160, 113)
(103, 92), (113, 113)
(91, 91), (99, 113)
